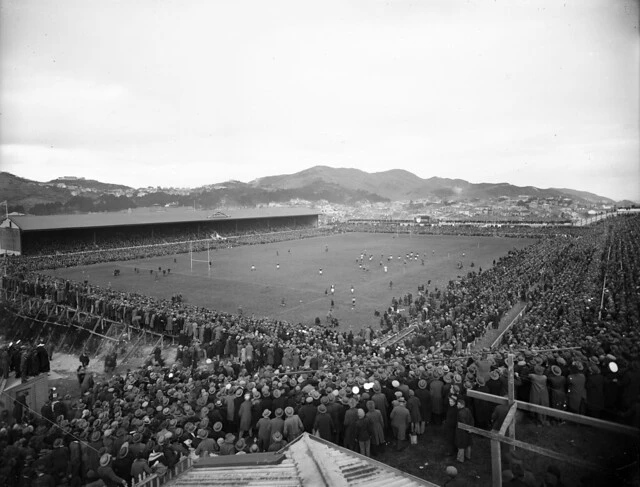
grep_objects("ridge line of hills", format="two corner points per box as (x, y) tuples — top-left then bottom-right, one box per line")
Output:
(0, 166), (633, 216)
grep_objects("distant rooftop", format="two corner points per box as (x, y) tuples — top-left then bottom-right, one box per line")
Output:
(4, 207), (318, 232)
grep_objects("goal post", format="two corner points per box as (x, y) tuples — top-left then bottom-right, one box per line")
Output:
(190, 240), (211, 277)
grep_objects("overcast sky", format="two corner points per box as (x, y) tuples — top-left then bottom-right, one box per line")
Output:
(1, 0), (638, 201)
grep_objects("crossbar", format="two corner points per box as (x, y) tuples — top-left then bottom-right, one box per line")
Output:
(458, 423), (606, 472)
(466, 389), (638, 437)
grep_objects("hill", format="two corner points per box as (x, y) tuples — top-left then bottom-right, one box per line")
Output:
(0, 167), (620, 214)
(251, 166), (615, 204)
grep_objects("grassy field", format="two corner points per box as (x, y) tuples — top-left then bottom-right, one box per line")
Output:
(45, 232), (536, 330)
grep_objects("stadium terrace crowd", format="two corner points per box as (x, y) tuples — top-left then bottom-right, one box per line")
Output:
(21, 221), (318, 256)
(11, 225), (333, 274)
(339, 221), (594, 239)
(1, 216), (639, 486)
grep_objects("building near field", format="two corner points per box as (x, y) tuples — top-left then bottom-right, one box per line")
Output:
(0, 207), (319, 255)
(0, 373), (49, 419)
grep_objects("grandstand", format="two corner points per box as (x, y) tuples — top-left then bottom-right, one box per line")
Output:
(0, 207), (319, 256)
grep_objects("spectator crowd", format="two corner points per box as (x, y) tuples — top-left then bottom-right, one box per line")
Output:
(1, 215), (639, 486)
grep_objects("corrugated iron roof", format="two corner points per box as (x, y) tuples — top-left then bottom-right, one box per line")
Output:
(170, 433), (439, 487)
(5, 207), (318, 232)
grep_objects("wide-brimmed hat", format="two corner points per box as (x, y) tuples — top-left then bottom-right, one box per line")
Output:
(213, 422), (223, 432)
(118, 443), (130, 459)
(551, 365), (561, 376)
(418, 379), (427, 389)
(476, 376), (486, 387)
(262, 409), (271, 418)
(90, 431), (101, 442)
(285, 407), (294, 417)
(317, 404), (327, 414)
(197, 429), (208, 439)
(99, 454), (111, 467)
(490, 370), (500, 381)
(235, 438), (246, 451)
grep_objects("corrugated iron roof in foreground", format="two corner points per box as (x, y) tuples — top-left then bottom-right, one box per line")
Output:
(5, 207), (318, 232)
(170, 433), (439, 487)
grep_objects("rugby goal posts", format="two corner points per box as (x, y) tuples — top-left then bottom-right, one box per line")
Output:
(189, 240), (212, 277)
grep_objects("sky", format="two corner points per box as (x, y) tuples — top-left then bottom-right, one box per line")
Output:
(1, 0), (638, 201)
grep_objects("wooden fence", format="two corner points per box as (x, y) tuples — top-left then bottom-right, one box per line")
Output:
(132, 454), (193, 487)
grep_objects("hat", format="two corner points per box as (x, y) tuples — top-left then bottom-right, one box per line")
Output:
(213, 422), (223, 432)
(235, 438), (246, 451)
(91, 431), (101, 442)
(224, 433), (236, 443)
(490, 370), (500, 381)
(285, 407), (294, 417)
(476, 376), (486, 387)
(53, 438), (64, 448)
(551, 365), (561, 376)
(132, 433), (142, 443)
(99, 454), (111, 467)
(118, 443), (130, 459)
(418, 379), (427, 389)
(262, 409), (271, 418)
(446, 466), (458, 477)
(197, 429), (208, 439)
(272, 431), (283, 442)
(391, 380), (400, 388)
(317, 404), (327, 414)
(275, 408), (284, 418)
(534, 365), (544, 375)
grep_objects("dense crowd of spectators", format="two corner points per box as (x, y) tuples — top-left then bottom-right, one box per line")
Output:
(339, 221), (592, 239)
(9, 225), (333, 275)
(1, 216), (639, 486)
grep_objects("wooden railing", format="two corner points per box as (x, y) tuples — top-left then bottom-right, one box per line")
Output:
(490, 305), (527, 349)
(375, 324), (419, 347)
(132, 454), (193, 487)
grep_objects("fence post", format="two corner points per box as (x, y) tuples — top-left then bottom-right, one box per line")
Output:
(490, 438), (502, 487)
(507, 353), (516, 453)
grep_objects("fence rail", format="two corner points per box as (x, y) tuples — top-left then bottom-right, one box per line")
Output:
(490, 305), (527, 349)
(132, 454), (193, 487)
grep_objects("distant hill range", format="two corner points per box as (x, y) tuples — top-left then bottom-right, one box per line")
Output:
(250, 166), (616, 204)
(0, 167), (622, 215)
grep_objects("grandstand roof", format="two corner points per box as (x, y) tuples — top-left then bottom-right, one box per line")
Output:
(3, 207), (318, 232)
